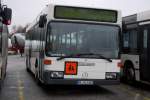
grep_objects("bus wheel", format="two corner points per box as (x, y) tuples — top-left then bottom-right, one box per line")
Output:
(35, 69), (41, 85)
(0, 82), (1, 90)
(35, 60), (41, 85)
(124, 63), (135, 83)
(26, 58), (30, 72)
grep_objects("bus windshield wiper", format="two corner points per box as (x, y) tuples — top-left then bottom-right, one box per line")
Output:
(57, 53), (112, 62)
(57, 53), (94, 61)
(97, 54), (112, 62)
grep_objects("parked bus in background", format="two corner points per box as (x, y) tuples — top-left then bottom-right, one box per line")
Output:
(11, 33), (25, 56)
(0, 4), (12, 89)
(25, 2), (122, 85)
(121, 10), (150, 84)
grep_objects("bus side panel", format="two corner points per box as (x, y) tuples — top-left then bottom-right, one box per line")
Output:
(121, 54), (140, 81)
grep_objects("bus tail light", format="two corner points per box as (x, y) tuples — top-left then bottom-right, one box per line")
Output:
(44, 59), (52, 65)
(50, 71), (64, 79)
(105, 72), (117, 80)
(117, 62), (123, 68)
(3, 20), (11, 25)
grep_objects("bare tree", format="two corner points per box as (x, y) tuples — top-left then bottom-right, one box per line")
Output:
(11, 23), (30, 34)
(15, 25), (24, 33)
(11, 25), (17, 32)
(22, 23), (30, 33)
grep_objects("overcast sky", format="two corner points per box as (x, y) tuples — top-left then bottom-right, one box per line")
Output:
(2, 0), (150, 31)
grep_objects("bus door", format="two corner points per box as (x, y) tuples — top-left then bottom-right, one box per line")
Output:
(140, 25), (150, 82)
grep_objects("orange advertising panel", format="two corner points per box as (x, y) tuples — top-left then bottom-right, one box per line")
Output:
(65, 61), (78, 75)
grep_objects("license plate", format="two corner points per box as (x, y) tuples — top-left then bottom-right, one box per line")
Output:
(77, 81), (94, 85)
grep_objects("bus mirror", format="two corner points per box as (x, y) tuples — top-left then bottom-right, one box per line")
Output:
(39, 15), (47, 28)
(2, 7), (12, 25)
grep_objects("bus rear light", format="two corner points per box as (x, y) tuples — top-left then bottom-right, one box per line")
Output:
(105, 72), (117, 80)
(117, 62), (123, 68)
(3, 20), (11, 25)
(50, 71), (64, 79)
(44, 59), (52, 65)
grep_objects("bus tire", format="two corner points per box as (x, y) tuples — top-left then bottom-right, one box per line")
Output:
(35, 70), (41, 86)
(26, 67), (30, 72)
(4, 61), (7, 78)
(35, 60), (42, 85)
(26, 58), (30, 72)
(124, 62), (135, 83)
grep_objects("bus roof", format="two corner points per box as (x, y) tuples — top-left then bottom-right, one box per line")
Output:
(48, 2), (120, 11)
(123, 10), (150, 24)
(26, 2), (121, 32)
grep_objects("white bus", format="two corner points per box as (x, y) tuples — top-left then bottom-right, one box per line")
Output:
(0, 6), (12, 89)
(25, 3), (122, 85)
(121, 10), (150, 84)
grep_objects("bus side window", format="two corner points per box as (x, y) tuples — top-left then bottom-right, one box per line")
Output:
(123, 32), (129, 48)
(0, 22), (3, 55)
(143, 29), (148, 49)
(123, 29), (138, 53)
(130, 30), (138, 51)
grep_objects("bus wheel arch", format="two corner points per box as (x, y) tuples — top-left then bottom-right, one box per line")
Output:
(35, 59), (38, 68)
(35, 58), (38, 77)
(123, 60), (135, 82)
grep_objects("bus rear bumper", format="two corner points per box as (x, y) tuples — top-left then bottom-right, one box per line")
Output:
(43, 72), (120, 85)
(43, 79), (120, 85)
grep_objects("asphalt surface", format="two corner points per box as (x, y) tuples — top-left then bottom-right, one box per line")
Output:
(0, 55), (150, 100)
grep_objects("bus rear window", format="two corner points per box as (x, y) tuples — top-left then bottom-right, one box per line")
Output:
(54, 6), (117, 23)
